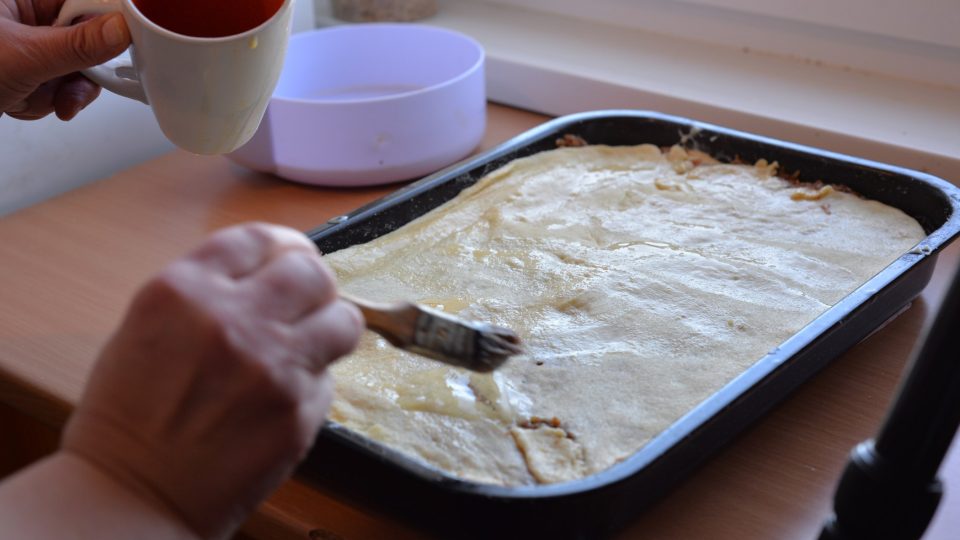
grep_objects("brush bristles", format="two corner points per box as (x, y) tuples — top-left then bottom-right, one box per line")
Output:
(474, 324), (523, 370)
(410, 308), (522, 372)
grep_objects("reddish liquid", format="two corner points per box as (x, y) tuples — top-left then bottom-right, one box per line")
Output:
(132, 0), (284, 38)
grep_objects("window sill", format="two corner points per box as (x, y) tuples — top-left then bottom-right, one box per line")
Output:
(317, 0), (960, 183)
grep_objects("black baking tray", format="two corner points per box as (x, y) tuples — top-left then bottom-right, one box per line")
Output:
(298, 111), (960, 539)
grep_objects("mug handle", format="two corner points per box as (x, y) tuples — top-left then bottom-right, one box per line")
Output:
(54, 0), (148, 104)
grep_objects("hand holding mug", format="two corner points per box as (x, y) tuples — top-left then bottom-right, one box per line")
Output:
(0, 0), (130, 120)
(55, 0), (294, 154)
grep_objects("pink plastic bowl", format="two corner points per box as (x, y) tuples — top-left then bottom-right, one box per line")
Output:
(227, 24), (486, 186)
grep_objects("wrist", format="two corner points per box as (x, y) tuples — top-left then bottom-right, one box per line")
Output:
(58, 452), (202, 539)
(61, 408), (203, 536)
(61, 404), (255, 540)
(0, 451), (201, 540)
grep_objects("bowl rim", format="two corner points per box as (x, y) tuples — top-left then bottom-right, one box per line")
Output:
(273, 23), (486, 106)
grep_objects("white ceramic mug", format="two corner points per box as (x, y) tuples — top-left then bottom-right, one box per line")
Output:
(55, 0), (294, 155)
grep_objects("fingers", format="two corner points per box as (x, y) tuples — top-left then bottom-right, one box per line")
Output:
(243, 248), (338, 322)
(0, 13), (129, 119)
(3, 80), (57, 120)
(4, 74), (99, 120)
(293, 299), (363, 373)
(18, 13), (129, 83)
(54, 73), (100, 120)
(186, 223), (318, 278)
(179, 222), (361, 372)
(166, 222), (360, 381)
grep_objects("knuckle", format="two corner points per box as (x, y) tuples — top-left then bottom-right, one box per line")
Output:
(331, 300), (364, 340)
(65, 25), (101, 67)
(191, 222), (276, 266)
(134, 269), (187, 312)
(133, 264), (224, 330)
(260, 265), (301, 298)
(243, 221), (314, 253)
(267, 250), (329, 292)
(60, 20), (106, 66)
(17, 35), (62, 75)
(198, 229), (244, 258)
(234, 221), (276, 249)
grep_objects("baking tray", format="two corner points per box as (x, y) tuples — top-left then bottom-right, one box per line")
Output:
(299, 110), (960, 538)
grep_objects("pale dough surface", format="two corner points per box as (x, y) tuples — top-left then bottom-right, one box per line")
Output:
(324, 144), (925, 486)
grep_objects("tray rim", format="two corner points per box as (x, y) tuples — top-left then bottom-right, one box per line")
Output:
(306, 109), (960, 500)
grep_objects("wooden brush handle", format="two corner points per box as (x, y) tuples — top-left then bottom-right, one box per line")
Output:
(340, 293), (418, 348)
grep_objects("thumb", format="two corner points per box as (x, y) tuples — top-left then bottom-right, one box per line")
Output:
(18, 13), (130, 84)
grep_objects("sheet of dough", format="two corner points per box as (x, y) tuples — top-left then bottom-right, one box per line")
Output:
(324, 144), (925, 486)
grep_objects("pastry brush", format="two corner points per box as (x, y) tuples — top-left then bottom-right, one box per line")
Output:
(340, 293), (522, 372)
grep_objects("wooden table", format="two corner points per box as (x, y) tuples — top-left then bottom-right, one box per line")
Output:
(1, 103), (958, 539)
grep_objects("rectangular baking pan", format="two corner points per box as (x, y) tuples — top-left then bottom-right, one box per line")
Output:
(299, 110), (960, 539)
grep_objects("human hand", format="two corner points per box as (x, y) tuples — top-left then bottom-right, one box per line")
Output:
(0, 0), (130, 120)
(61, 223), (363, 539)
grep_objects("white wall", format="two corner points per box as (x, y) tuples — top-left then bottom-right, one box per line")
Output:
(472, 0), (960, 89)
(0, 96), (172, 217)
(0, 0), (316, 217)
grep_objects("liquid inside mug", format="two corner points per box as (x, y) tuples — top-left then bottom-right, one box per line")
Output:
(55, 0), (294, 155)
